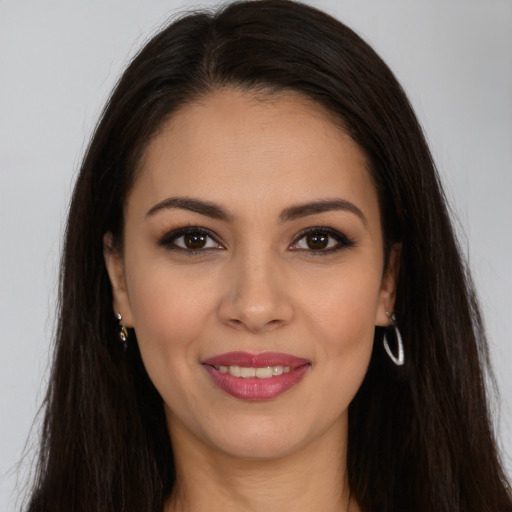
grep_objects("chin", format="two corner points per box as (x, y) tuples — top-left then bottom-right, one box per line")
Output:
(215, 427), (305, 460)
(199, 410), (323, 461)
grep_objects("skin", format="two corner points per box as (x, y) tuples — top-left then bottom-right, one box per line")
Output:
(104, 89), (399, 512)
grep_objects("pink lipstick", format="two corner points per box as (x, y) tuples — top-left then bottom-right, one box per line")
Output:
(202, 351), (311, 400)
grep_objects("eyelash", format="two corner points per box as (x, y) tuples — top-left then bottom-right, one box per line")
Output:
(157, 227), (224, 255)
(290, 226), (356, 255)
(157, 226), (355, 255)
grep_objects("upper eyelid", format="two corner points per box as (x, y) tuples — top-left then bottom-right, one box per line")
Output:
(292, 226), (348, 241)
(158, 227), (224, 247)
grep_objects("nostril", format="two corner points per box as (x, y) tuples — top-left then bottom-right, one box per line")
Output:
(217, 277), (294, 332)
(226, 319), (243, 329)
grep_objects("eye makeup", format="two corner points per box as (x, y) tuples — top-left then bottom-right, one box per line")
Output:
(157, 224), (356, 257)
(289, 226), (356, 255)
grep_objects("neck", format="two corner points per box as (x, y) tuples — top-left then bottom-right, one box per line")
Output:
(164, 418), (359, 512)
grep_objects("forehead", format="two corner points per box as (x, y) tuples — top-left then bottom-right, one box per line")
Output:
(128, 88), (379, 225)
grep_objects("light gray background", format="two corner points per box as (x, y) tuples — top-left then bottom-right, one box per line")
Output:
(1, 1), (511, 509)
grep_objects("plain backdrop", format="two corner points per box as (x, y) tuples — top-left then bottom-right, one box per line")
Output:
(1, 1), (511, 509)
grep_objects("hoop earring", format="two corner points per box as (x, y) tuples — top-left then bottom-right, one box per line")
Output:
(116, 312), (128, 349)
(383, 312), (404, 366)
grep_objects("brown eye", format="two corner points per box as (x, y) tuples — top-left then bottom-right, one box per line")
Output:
(290, 228), (355, 253)
(158, 227), (223, 252)
(306, 233), (328, 250)
(184, 233), (207, 250)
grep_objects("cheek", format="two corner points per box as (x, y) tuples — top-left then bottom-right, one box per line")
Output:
(126, 273), (218, 425)
(307, 264), (381, 339)
(126, 265), (216, 376)
(303, 266), (380, 390)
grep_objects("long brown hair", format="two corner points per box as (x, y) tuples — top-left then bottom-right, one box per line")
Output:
(26, 1), (512, 511)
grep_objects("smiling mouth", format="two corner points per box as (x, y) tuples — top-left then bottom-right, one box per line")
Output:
(212, 364), (291, 378)
(202, 352), (311, 400)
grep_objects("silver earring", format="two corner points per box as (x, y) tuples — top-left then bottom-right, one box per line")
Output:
(383, 312), (404, 366)
(116, 312), (128, 348)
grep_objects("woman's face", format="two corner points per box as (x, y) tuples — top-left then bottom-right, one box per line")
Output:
(105, 89), (398, 460)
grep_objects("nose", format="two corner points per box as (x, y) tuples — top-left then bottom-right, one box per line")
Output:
(217, 251), (294, 333)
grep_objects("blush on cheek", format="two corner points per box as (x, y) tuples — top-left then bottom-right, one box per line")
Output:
(323, 329), (374, 410)
(318, 290), (376, 384)
(132, 293), (201, 402)
(314, 293), (379, 351)
(137, 304), (201, 349)
(131, 273), (210, 340)
(325, 321), (375, 367)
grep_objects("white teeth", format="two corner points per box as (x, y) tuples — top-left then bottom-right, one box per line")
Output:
(255, 367), (273, 379)
(218, 365), (292, 379)
(240, 367), (256, 378)
(229, 365), (241, 377)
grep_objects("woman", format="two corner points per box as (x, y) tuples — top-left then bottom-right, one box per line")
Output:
(25, 1), (512, 511)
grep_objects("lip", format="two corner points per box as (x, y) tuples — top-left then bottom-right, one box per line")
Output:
(202, 351), (311, 401)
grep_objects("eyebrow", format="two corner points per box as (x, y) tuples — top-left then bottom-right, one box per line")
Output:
(146, 196), (366, 227)
(279, 199), (367, 227)
(146, 197), (234, 221)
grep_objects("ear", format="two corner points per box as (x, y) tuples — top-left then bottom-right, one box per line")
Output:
(103, 232), (134, 327)
(375, 243), (401, 326)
